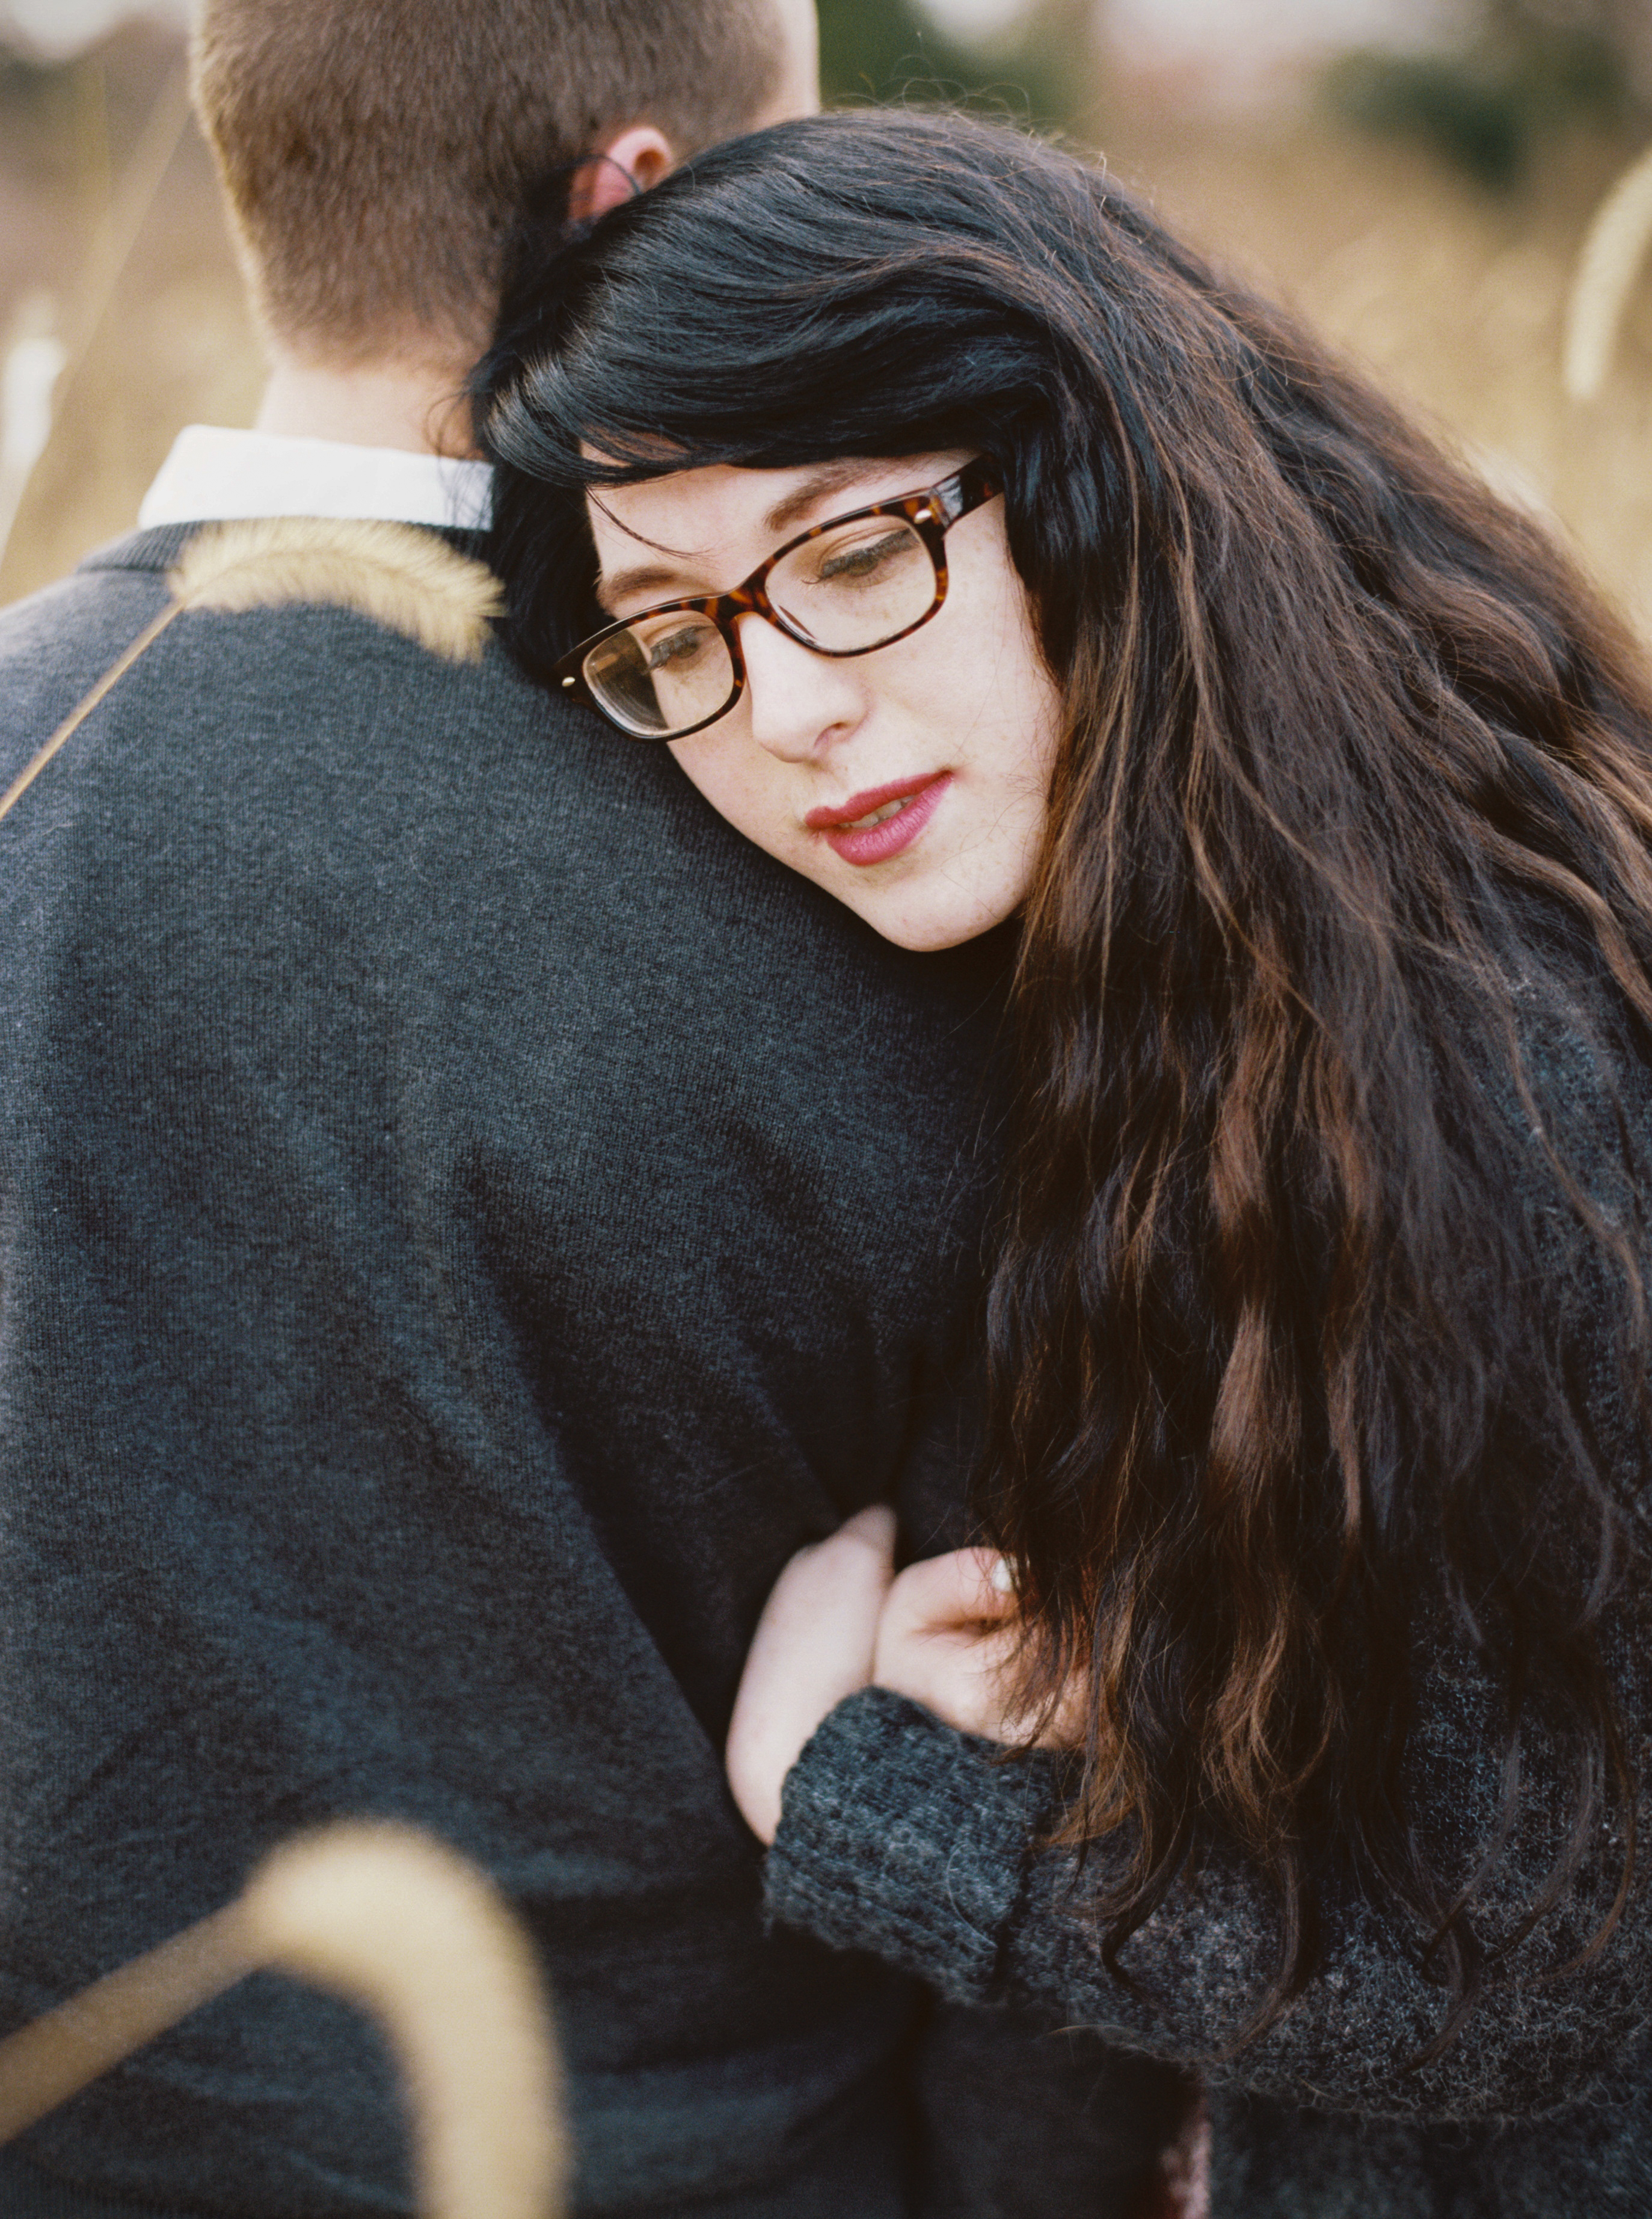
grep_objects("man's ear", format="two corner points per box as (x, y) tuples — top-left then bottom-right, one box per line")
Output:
(567, 125), (675, 224)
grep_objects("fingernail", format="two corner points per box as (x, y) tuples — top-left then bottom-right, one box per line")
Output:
(989, 1556), (1015, 1595)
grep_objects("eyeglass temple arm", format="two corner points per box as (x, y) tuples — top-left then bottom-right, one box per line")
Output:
(933, 461), (1001, 526)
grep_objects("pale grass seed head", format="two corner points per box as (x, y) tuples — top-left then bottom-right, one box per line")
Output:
(170, 516), (505, 662)
(1565, 145), (1652, 405)
(0, 518), (506, 829)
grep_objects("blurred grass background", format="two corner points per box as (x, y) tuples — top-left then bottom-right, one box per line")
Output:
(2, 0), (1652, 630)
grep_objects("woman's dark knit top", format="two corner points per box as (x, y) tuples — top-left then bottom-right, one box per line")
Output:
(766, 993), (1652, 2217)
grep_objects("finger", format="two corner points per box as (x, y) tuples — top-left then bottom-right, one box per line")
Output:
(755, 1503), (895, 1637)
(820, 1502), (898, 1573)
(873, 1614), (1024, 1739)
(879, 1547), (1014, 1647)
(779, 1506), (897, 1639)
(726, 1507), (901, 1844)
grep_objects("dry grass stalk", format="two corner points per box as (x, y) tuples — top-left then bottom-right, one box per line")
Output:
(0, 1822), (567, 2219)
(0, 1903), (256, 2145)
(0, 518), (505, 828)
(1564, 144), (1652, 402)
(241, 1826), (567, 2219)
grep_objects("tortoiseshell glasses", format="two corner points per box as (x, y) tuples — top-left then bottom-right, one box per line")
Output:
(553, 460), (1003, 741)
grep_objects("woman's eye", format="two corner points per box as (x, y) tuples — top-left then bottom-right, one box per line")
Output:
(641, 624), (711, 671)
(815, 529), (912, 585)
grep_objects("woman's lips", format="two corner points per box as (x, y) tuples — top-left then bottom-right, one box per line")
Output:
(805, 771), (953, 868)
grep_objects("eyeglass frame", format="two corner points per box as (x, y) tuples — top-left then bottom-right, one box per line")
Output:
(552, 458), (1004, 741)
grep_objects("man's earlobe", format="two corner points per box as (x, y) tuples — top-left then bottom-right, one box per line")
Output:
(568, 126), (674, 224)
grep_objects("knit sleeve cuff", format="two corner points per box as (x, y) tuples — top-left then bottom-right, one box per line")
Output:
(763, 1684), (1066, 2007)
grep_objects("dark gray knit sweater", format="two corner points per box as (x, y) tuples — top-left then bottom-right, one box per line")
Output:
(0, 527), (1185, 2219)
(768, 996), (1652, 2217)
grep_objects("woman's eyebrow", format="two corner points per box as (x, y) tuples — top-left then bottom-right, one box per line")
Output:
(597, 462), (886, 612)
(762, 460), (880, 536)
(595, 560), (684, 613)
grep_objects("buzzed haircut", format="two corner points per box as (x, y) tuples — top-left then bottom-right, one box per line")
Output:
(192, 0), (795, 363)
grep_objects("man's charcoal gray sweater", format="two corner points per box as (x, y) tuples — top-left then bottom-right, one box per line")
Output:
(0, 527), (1184, 2219)
(767, 993), (1652, 2215)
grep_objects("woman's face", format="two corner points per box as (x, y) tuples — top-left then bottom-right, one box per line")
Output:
(584, 452), (1062, 950)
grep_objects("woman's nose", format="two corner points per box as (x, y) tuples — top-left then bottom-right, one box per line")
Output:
(735, 613), (861, 762)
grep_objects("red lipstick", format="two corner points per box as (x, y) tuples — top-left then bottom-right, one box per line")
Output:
(805, 771), (953, 868)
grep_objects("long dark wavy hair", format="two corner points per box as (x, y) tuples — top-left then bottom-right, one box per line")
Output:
(473, 109), (1652, 2048)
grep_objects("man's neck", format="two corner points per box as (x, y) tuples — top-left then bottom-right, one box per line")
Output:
(253, 354), (480, 459)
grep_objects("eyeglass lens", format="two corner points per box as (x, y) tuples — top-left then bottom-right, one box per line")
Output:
(582, 509), (939, 738)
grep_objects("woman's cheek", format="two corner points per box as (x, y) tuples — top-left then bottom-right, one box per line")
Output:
(668, 735), (798, 870)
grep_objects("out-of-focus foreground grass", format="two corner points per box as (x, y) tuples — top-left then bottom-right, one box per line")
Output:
(2, 10), (1651, 633)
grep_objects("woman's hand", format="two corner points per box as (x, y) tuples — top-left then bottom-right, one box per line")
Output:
(726, 1505), (898, 1845)
(874, 1550), (1089, 1746)
(728, 1515), (1087, 1846)
(876, 1551), (1090, 1748)
(870, 1545), (1029, 1740)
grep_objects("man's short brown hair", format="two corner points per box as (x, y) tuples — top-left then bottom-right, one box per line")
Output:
(193, 0), (795, 364)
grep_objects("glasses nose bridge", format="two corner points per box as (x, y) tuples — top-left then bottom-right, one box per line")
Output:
(717, 573), (778, 637)
(716, 569), (811, 657)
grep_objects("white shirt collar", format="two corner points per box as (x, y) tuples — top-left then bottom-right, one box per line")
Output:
(137, 425), (493, 533)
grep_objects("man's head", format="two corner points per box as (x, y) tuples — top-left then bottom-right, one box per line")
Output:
(192, 0), (818, 375)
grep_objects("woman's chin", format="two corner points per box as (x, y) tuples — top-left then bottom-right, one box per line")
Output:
(835, 880), (1019, 952)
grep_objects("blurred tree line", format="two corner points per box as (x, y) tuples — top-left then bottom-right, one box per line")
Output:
(817, 0), (1093, 134)
(1331, 0), (1652, 187)
(816, 1), (1651, 185)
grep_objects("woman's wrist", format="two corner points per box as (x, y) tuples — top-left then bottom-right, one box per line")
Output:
(765, 1685), (1064, 2004)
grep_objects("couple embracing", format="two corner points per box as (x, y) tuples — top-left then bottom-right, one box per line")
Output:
(2, 3), (1650, 2216)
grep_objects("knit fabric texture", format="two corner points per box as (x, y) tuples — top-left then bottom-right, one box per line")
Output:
(768, 998), (1652, 2217)
(0, 526), (1183, 2218)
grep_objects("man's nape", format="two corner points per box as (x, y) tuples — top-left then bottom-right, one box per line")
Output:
(751, 0), (823, 125)
(238, 0), (821, 461)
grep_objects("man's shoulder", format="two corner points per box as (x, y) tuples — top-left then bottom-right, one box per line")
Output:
(0, 520), (1010, 1039)
(0, 521), (509, 698)
(0, 523), (813, 959)
(0, 526), (194, 622)
(0, 522), (554, 796)
(0, 530), (177, 706)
